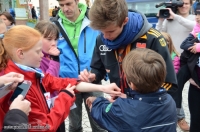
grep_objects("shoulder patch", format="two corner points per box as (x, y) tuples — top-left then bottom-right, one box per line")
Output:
(148, 28), (161, 38)
(105, 103), (113, 113)
(159, 38), (167, 47)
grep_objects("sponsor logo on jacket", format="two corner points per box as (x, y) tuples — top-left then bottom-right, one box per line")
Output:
(136, 42), (146, 48)
(99, 45), (112, 52)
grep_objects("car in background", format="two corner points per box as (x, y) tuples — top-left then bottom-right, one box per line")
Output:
(126, 0), (165, 28)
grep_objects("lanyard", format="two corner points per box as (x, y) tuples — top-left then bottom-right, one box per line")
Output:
(114, 44), (131, 93)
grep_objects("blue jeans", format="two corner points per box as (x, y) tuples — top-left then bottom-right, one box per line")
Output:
(68, 92), (107, 132)
(177, 106), (185, 120)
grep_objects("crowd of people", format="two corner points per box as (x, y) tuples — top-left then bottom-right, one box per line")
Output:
(0, 0), (200, 132)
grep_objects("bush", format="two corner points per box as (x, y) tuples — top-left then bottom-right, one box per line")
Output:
(27, 19), (37, 24)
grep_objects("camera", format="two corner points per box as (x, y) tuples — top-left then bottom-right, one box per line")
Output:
(155, 0), (184, 18)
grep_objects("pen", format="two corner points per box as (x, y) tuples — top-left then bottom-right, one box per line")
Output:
(86, 67), (92, 82)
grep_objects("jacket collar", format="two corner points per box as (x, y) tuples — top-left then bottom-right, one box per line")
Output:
(4, 60), (39, 81)
(128, 88), (168, 103)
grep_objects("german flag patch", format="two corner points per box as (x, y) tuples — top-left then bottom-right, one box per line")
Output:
(159, 38), (167, 47)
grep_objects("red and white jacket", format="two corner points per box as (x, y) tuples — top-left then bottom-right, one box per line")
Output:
(0, 60), (77, 132)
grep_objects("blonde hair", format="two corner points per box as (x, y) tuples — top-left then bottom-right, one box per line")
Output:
(89, 0), (128, 30)
(85, 0), (90, 7)
(161, 32), (180, 56)
(122, 48), (166, 93)
(0, 25), (41, 70)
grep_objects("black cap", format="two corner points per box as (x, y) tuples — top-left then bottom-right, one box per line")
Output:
(195, 3), (200, 15)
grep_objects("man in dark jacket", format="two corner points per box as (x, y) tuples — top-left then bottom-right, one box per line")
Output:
(79, 0), (178, 99)
(52, 6), (59, 17)
(31, 6), (37, 19)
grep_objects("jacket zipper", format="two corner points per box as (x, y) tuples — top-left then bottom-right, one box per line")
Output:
(35, 74), (50, 113)
(84, 29), (86, 53)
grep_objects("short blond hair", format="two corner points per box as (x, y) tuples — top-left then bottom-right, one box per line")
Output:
(89, 0), (128, 30)
(122, 48), (166, 93)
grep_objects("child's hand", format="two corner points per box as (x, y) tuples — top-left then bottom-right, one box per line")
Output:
(86, 97), (97, 111)
(189, 78), (200, 88)
(65, 84), (76, 96)
(48, 47), (60, 56)
(188, 44), (197, 54)
(102, 83), (121, 95)
(107, 93), (127, 103)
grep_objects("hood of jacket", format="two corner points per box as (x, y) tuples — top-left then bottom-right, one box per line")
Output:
(101, 10), (152, 49)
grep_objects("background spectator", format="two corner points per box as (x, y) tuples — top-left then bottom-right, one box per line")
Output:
(0, 12), (15, 30)
(31, 6), (37, 19)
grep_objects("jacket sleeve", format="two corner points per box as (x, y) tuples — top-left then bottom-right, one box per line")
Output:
(155, 19), (167, 32)
(45, 60), (60, 77)
(3, 109), (28, 132)
(180, 34), (196, 50)
(26, 90), (75, 132)
(173, 14), (195, 30)
(40, 58), (60, 77)
(150, 33), (178, 97)
(90, 37), (107, 84)
(42, 73), (77, 93)
(90, 97), (122, 132)
(173, 56), (180, 73)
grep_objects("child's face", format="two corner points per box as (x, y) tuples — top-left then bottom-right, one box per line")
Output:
(0, 15), (12, 26)
(21, 40), (43, 68)
(42, 35), (57, 54)
(196, 14), (200, 25)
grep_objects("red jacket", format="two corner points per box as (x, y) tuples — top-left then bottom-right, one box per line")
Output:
(0, 60), (77, 132)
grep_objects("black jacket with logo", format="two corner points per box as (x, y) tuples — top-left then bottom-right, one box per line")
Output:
(91, 28), (178, 97)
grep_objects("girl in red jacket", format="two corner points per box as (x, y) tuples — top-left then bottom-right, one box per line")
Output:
(0, 25), (121, 132)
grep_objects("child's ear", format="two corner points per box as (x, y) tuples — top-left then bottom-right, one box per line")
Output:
(16, 49), (24, 59)
(128, 82), (136, 90)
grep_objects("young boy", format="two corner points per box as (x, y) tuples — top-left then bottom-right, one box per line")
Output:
(86, 48), (177, 132)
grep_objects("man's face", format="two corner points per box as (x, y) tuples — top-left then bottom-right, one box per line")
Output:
(58, 0), (79, 20)
(177, 0), (191, 16)
(100, 24), (124, 41)
(100, 18), (128, 41)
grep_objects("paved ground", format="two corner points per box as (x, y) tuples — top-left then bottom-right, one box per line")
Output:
(65, 80), (190, 132)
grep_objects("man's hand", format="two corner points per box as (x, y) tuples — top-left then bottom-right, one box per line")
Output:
(9, 95), (31, 116)
(102, 83), (121, 95)
(79, 69), (96, 83)
(166, 8), (175, 20)
(0, 72), (24, 85)
(86, 96), (97, 111)
(48, 46), (60, 56)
